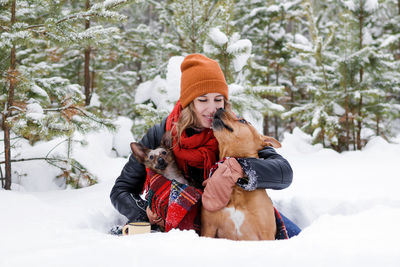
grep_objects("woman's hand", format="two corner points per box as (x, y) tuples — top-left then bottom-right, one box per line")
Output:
(202, 158), (244, 211)
(146, 206), (165, 228)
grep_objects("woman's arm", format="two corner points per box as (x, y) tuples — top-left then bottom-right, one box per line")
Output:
(109, 118), (167, 222)
(236, 146), (293, 191)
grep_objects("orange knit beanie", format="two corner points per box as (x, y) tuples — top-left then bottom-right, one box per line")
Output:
(179, 54), (228, 108)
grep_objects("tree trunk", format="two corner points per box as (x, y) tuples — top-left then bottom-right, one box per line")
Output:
(357, 0), (364, 150)
(0, 164), (4, 188)
(274, 64), (280, 140)
(266, 25), (271, 85)
(356, 95), (363, 149)
(289, 75), (296, 133)
(398, 0), (400, 61)
(91, 68), (95, 99)
(263, 31), (272, 136)
(190, 0), (196, 53)
(351, 116), (356, 150)
(274, 115), (279, 140)
(222, 20), (230, 82)
(344, 67), (350, 151)
(2, 0), (17, 190)
(84, 0), (91, 106)
(223, 51), (228, 82)
(263, 115), (270, 136)
(376, 116), (380, 136)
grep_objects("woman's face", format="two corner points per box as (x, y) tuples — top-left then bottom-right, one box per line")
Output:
(192, 93), (225, 129)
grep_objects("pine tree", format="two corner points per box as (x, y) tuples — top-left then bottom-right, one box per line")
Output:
(284, 0), (343, 148)
(204, 25), (285, 132)
(283, 0), (400, 151)
(337, 0), (400, 148)
(0, 0), (131, 189)
(93, 1), (179, 118)
(368, 0), (400, 133)
(374, 0), (400, 61)
(232, 0), (303, 138)
(166, 0), (227, 54)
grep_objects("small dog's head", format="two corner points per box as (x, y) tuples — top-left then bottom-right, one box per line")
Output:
(130, 131), (175, 172)
(212, 108), (281, 158)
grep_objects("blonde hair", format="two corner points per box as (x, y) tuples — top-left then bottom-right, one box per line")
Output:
(172, 99), (232, 144)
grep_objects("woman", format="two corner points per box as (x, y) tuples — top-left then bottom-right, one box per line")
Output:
(110, 54), (300, 237)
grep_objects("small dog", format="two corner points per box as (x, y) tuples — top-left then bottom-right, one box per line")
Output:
(201, 108), (281, 240)
(130, 132), (189, 185)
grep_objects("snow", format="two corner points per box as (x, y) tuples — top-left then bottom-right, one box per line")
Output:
(135, 56), (183, 111)
(89, 92), (101, 107)
(342, 0), (356, 11)
(229, 83), (245, 95)
(380, 34), (400, 48)
(231, 53), (250, 72)
(1, 121), (400, 266)
(288, 57), (303, 67)
(289, 43), (313, 53)
(205, 28), (252, 73)
(341, 0), (378, 12)
(165, 56), (184, 103)
(111, 116), (135, 157)
(209, 27), (228, 46)
(26, 101), (44, 121)
(364, 0), (379, 12)
(363, 30), (373, 45)
(227, 38), (252, 72)
(294, 33), (310, 46)
(135, 76), (168, 106)
(333, 102), (345, 116)
(31, 84), (49, 99)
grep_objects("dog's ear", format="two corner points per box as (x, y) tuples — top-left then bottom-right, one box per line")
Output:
(130, 142), (150, 163)
(161, 131), (173, 149)
(262, 136), (281, 148)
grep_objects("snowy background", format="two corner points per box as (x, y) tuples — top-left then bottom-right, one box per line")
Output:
(2, 0), (400, 265)
(1, 119), (400, 267)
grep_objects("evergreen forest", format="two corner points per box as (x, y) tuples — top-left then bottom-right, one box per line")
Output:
(1, 0), (400, 189)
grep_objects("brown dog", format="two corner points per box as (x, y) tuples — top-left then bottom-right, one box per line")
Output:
(130, 132), (190, 185)
(201, 108), (281, 240)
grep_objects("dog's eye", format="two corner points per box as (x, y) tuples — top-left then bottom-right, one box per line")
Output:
(149, 155), (154, 160)
(161, 151), (167, 155)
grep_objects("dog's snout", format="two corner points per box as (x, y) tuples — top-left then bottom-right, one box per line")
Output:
(157, 157), (165, 164)
(212, 108), (233, 132)
(155, 156), (167, 170)
(212, 108), (225, 130)
(214, 108), (225, 119)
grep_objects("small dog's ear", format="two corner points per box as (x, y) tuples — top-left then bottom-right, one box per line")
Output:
(130, 142), (149, 163)
(262, 136), (281, 148)
(161, 131), (173, 149)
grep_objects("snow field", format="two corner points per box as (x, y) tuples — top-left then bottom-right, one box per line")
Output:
(1, 121), (400, 266)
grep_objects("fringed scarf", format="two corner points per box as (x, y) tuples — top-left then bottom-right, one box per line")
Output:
(145, 170), (202, 233)
(166, 100), (219, 180)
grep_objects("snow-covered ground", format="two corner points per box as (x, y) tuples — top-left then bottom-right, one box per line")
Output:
(1, 119), (400, 267)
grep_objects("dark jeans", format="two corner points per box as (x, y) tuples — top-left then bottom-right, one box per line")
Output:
(280, 213), (301, 238)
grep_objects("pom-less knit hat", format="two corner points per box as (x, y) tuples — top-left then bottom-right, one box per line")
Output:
(179, 54), (228, 108)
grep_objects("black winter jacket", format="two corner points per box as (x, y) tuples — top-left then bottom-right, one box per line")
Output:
(110, 117), (293, 222)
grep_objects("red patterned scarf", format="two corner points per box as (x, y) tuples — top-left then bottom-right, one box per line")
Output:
(146, 170), (202, 233)
(166, 101), (219, 180)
